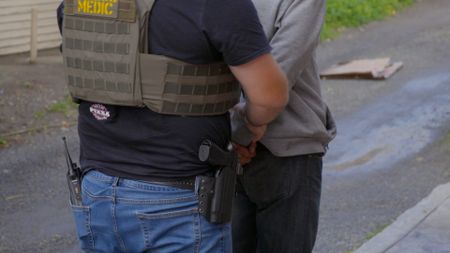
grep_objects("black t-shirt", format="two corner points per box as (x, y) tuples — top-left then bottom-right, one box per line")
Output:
(58, 0), (271, 180)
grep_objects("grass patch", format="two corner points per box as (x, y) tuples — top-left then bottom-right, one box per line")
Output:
(365, 223), (390, 241)
(0, 137), (7, 147)
(322, 0), (415, 40)
(34, 110), (46, 120)
(33, 96), (78, 120)
(47, 96), (78, 116)
(21, 81), (33, 89)
(445, 131), (450, 153)
(342, 223), (390, 253)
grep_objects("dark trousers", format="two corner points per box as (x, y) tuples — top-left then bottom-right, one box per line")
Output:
(232, 145), (323, 253)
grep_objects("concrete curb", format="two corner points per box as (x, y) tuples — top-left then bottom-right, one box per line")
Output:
(354, 182), (450, 253)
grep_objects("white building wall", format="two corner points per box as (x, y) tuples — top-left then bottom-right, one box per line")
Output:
(0, 0), (61, 55)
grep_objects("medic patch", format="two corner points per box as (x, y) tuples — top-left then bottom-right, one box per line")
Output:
(90, 104), (111, 120)
(75, 0), (119, 18)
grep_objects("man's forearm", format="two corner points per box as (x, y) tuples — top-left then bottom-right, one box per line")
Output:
(230, 53), (289, 126)
(245, 102), (284, 127)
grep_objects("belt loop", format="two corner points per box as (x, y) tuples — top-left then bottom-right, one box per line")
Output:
(194, 176), (200, 195)
(112, 177), (120, 187)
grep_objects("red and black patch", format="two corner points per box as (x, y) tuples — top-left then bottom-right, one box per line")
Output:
(89, 104), (111, 121)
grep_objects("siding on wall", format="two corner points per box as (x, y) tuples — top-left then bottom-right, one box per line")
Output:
(0, 0), (61, 55)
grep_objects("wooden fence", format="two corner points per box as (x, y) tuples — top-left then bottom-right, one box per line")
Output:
(0, 0), (61, 56)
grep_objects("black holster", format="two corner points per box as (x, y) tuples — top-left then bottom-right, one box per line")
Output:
(197, 140), (241, 224)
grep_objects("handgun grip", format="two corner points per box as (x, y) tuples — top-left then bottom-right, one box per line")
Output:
(199, 140), (232, 167)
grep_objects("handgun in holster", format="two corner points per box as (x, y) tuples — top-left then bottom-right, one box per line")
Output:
(63, 137), (82, 206)
(198, 139), (243, 224)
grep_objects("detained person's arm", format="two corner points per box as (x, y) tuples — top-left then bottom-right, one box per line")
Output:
(270, 0), (326, 87)
(231, 0), (325, 156)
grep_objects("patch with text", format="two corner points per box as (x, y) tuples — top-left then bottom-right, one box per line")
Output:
(90, 104), (111, 120)
(75, 0), (119, 18)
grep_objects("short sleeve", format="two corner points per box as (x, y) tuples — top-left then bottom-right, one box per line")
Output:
(203, 0), (272, 66)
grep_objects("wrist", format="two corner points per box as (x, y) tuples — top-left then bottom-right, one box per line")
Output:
(236, 102), (264, 127)
(242, 110), (263, 128)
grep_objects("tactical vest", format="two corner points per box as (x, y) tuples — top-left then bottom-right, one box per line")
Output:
(62, 0), (240, 116)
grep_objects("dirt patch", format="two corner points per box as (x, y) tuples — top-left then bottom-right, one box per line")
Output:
(0, 49), (77, 148)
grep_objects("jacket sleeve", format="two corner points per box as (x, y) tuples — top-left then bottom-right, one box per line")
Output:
(270, 0), (325, 88)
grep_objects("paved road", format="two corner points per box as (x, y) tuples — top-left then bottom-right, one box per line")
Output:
(1, 0), (449, 252)
(314, 0), (450, 252)
(0, 129), (80, 253)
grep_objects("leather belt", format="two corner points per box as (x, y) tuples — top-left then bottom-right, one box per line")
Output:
(149, 177), (196, 190)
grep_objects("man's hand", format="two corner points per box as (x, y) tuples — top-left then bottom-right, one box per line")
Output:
(233, 141), (257, 166)
(246, 124), (267, 143)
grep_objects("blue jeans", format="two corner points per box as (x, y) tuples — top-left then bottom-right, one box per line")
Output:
(232, 145), (323, 253)
(71, 170), (231, 253)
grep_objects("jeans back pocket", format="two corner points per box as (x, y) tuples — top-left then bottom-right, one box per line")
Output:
(71, 204), (95, 251)
(137, 207), (200, 252)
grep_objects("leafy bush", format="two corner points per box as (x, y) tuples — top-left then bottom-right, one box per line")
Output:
(322, 0), (414, 40)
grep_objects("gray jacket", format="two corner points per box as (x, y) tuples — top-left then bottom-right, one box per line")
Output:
(232, 0), (336, 157)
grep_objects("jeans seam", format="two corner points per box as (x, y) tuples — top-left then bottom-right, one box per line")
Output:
(221, 224), (225, 253)
(116, 196), (197, 204)
(121, 180), (187, 192)
(193, 213), (200, 253)
(82, 186), (196, 204)
(137, 209), (152, 249)
(85, 171), (115, 182)
(112, 182), (128, 253)
(85, 206), (95, 250)
(76, 187), (95, 250)
(137, 208), (198, 219)
(82, 182), (113, 200)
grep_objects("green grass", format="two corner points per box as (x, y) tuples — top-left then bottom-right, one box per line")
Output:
(322, 0), (415, 40)
(0, 137), (7, 148)
(47, 96), (78, 116)
(365, 224), (390, 241)
(33, 96), (78, 120)
(341, 223), (390, 253)
(21, 81), (33, 89)
(323, 223), (391, 253)
(445, 131), (450, 153)
(34, 110), (46, 120)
